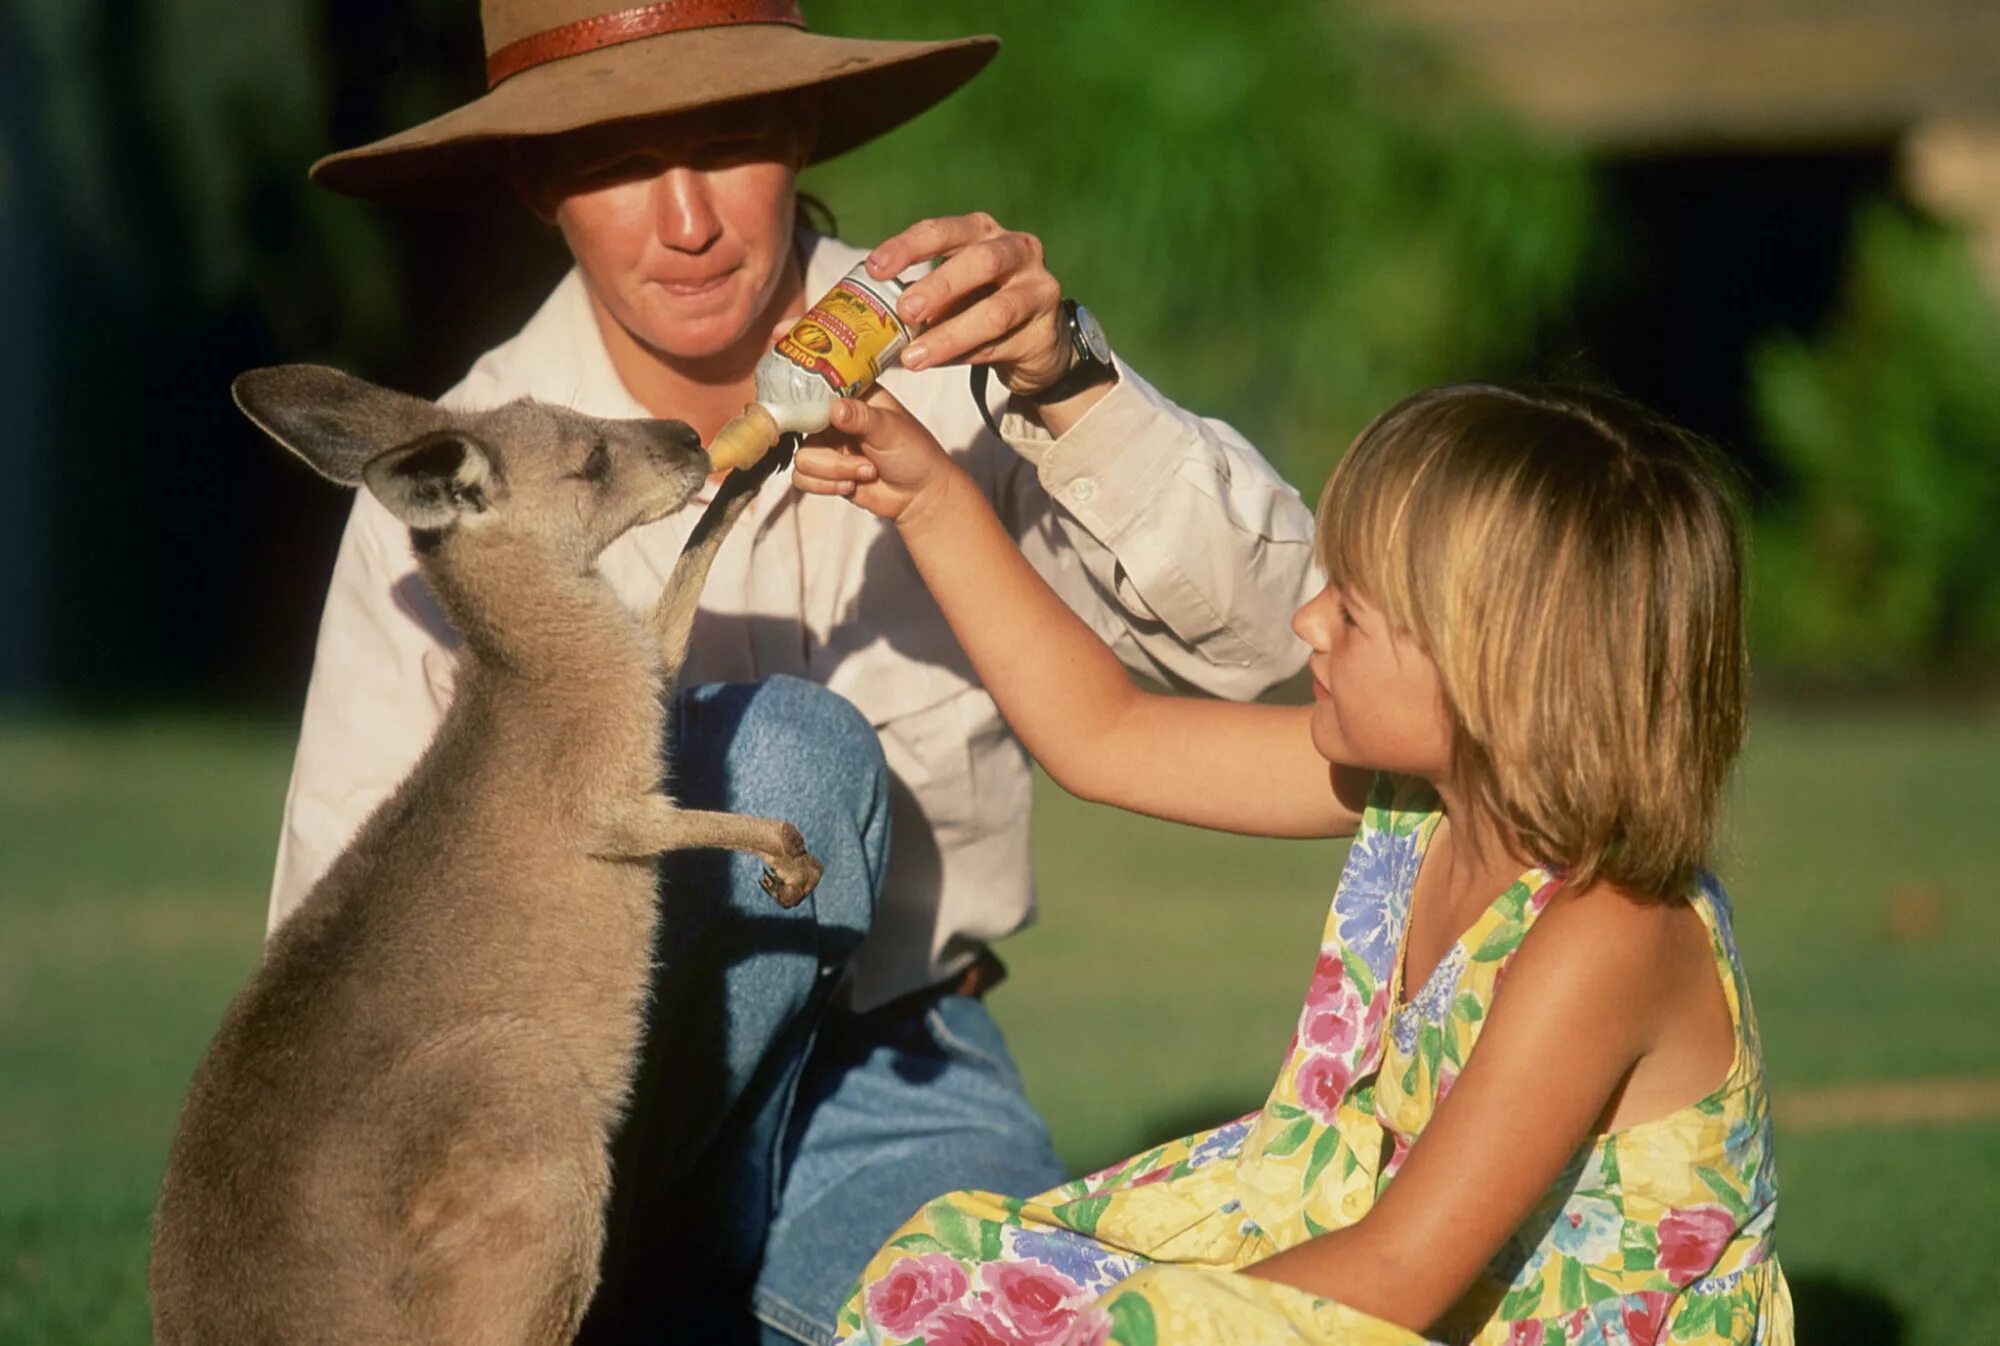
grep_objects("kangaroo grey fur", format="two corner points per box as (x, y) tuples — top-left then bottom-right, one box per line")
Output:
(149, 365), (821, 1345)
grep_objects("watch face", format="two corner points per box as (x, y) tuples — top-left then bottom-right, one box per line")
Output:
(1073, 304), (1113, 365)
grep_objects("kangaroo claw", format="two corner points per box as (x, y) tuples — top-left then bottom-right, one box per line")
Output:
(759, 853), (823, 909)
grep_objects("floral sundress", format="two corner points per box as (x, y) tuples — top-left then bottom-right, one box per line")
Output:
(833, 775), (1793, 1346)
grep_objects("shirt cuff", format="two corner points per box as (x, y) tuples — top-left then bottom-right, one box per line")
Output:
(996, 355), (1194, 540)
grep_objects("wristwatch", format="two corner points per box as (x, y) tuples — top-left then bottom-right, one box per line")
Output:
(1028, 298), (1116, 403)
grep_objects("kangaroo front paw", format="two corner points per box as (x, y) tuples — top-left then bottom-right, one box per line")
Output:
(759, 854), (823, 908)
(758, 826), (823, 908)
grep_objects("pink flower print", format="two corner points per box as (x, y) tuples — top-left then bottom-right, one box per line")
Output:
(1432, 1059), (1463, 1108)
(977, 1260), (1089, 1345)
(1294, 1051), (1354, 1123)
(1300, 949), (1366, 1048)
(1308, 949), (1344, 1001)
(1360, 977), (1388, 1037)
(1060, 1304), (1113, 1346)
(922, 1306), (1015, 1346)
(1381, 1132), (1414, 1182)
(1656, 1204), (1738, 1286)
(1301, 1004), (1359, 1055)
(1350, 976), (1390, 1076)
(866, 1253), (970, 1337)
(1503, 1321), (1546, 1346)
(1621, 1289), (1674, 1346)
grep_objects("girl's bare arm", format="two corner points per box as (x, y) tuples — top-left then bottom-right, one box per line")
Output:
(796, 390), (1362, 838)
(1243, 888), (1690, 1330)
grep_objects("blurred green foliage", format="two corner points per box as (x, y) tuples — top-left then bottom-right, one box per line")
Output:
(8, 0), (554, 701)
(17, 0), (397, 357)
(1749, 204), (2000, 678)
(807, 1), (1592, 485)
(10, 1), (1996, 690)
(16, 0), (1589, 466)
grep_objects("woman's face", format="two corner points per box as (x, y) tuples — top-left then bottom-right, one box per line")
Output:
(1292, 582), (1453, 779)
(536, 100), (807, 364)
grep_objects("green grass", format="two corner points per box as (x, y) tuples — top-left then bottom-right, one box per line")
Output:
(3, 708), (1996, 1344)
(0, 718), (283, 1345)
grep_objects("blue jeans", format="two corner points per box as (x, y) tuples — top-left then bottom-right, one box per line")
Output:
(575, 677), (1067, 1346)
(754, 992), (1068, 1344)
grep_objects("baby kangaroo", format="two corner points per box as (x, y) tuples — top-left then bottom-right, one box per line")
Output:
(149, 365), (821, 1345)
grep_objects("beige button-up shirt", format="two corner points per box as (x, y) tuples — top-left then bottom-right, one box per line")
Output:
(269, 233), (1319, 1010)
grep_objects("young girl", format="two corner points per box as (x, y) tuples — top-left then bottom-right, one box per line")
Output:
(793, 382), (1792, 1346)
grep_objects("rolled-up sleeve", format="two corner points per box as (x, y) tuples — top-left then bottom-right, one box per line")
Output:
(993, 357), (1321, 699)
(265, 492), (457, 936)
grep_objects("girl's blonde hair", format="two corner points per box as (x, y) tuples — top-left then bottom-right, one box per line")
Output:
(1318, 384), (1748, 899)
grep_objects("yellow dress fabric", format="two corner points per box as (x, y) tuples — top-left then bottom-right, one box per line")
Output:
(834, 776), (1793, 1346)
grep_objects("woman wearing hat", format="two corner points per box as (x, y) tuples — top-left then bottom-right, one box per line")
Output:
(273, 3), (1319, 1341)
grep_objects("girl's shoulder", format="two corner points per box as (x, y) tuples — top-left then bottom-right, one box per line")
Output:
(1517, 878), (1744, 1131)
(1524, 880), (1715, 1012)
(1503, 880), (1689, 1017)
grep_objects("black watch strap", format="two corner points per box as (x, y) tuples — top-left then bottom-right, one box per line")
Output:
(967, 299), (1113, 437)
(971, 365), (1005, 440)
(1029, 298), (1116, 405)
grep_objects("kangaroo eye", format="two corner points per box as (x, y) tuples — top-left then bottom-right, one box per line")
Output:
(579, 442), (611, 483)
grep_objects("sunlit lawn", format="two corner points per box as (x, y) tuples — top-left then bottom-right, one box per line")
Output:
(3, 707), (1995, 1344)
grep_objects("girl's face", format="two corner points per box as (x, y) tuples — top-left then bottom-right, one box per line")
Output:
(1292, 582), (1454, 779)
(541, 101), (805, 364)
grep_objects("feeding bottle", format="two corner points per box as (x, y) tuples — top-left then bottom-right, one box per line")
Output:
(707, 261), (922, 472)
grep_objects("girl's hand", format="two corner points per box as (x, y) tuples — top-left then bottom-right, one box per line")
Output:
(794, 388), (965, 530)
(797, 388), (1356, 842)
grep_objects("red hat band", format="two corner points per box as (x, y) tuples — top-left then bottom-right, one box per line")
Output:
(487, 0), (808, 89)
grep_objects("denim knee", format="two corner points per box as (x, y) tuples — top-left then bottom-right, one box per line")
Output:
(726, 677), (889, 931)
(744, 676), (886, 780)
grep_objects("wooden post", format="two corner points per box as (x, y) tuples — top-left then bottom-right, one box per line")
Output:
(1904, 120), (2000, 298)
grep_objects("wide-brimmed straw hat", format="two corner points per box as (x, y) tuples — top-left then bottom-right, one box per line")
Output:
(312, 0), (999, 203)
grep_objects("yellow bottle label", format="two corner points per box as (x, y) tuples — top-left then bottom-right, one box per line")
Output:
(775, 277), (908, 397)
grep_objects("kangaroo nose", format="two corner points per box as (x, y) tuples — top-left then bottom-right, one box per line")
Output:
(643, 419), (703, 464)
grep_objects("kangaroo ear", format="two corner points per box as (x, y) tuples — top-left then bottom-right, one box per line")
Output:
(361, 432), (500, 532)
(232, 364), (449, 485)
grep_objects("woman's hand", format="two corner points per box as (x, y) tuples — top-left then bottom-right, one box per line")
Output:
(793, 387), (966, 531)
(865, 214), (1073, 398)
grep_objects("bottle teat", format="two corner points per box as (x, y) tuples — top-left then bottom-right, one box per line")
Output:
(707, 404), (781, 473)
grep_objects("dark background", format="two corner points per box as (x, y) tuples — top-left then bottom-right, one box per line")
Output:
(5, 2), (1981, 711)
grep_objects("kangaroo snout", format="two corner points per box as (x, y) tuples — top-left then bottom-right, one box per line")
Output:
(642, 416), (705, 468)
(626, 417), (711, 529)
